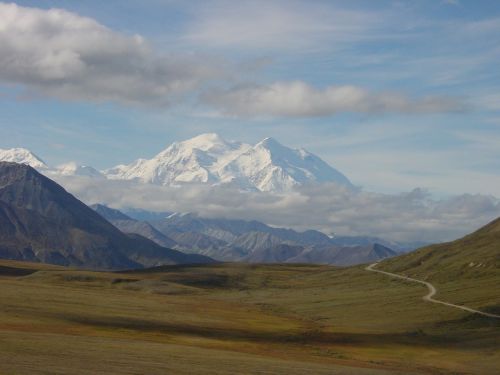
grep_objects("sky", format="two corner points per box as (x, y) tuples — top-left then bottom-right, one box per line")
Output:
(1, 0), (500, 241)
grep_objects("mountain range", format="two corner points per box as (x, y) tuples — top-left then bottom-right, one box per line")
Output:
(93, 205), (398, 266)
(0, 137), (409, 265)
(0, 162), (213, 269)
(0, 133), (352, 192)
(0, 159), (396, 268)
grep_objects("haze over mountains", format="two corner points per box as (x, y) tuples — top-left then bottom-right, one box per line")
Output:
(93, 204), (398, 265)
(0, 133), (352, 192)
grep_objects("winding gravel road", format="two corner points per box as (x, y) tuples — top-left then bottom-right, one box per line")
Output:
(365, 263), (500, 319)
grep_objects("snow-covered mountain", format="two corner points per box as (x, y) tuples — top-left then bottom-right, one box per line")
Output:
(105, 133), (352, 192)
(52, 162), (104, 178)
(1, 134), (352, 192)
(0, 148), (102, 178)
(0, 148), (48, 169)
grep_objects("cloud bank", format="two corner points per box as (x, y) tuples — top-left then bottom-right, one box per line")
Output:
(0, 3), (220, 106)
(202, 81), (466, 118)
(0, 3), (465, 116)
(54, 176), (500, 244)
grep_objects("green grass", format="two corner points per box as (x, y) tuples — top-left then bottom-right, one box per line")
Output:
(380, 217), (500, 315)
(0, 260), (498, 374)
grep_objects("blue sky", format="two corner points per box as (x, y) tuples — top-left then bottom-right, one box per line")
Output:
(1, 0), (499, 196)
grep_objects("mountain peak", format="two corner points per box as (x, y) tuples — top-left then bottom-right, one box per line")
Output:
(102, 133), (354, 192)
(0, 147), (48, 169)
(180, 133), (231, 150)
(257, 137), (282, 148)
(189, 133), (225, 142)
(54, 162), (104, 178)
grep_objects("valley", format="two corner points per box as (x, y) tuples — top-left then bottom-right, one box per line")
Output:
(1, 1), (499, 374)
(0, 259), (498, 374)
(0, 161), (498, 375)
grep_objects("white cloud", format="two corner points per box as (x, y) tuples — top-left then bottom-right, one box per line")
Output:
(202, 81), (465, 117)
(54, 176), (500, 243)
(0, 3), (222, 106)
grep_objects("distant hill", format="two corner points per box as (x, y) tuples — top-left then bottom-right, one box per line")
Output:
(0, 162), (213, 269)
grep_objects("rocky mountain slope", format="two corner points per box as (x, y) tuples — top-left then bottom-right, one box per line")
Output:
(94, 205), (398, 265)
(0, 162), (213, 269)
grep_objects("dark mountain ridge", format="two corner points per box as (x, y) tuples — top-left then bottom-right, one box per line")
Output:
(0, 162), (213, 269)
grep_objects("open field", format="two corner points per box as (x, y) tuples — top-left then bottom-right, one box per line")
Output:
(0, 259), (498, 374)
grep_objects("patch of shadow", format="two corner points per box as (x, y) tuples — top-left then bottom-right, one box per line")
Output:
(61, 274), (102, 282)
(111, 278), (139, 285)
(50, 312), (465, 348)
(159, 273), (243, 289)
(430, 311), (500, 342)
(119, 263), (223, 274)
(0, 265), (37, 277)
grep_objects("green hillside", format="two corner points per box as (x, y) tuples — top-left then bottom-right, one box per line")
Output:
(379, 217), (500, 314)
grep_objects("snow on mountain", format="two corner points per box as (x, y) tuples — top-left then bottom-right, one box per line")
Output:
(219, 137), (352, 191)
(105, 133), (249, 185)
(52, 162), (104, 178)
(2, 134), (352, 192)
(104, 133), (352, 192)
(0, 148), (48, 169)
(0, 148), (104, 179)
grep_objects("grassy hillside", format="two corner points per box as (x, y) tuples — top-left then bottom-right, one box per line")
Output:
(379, 217), (500, 315)
(0, 259), (498, 374)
